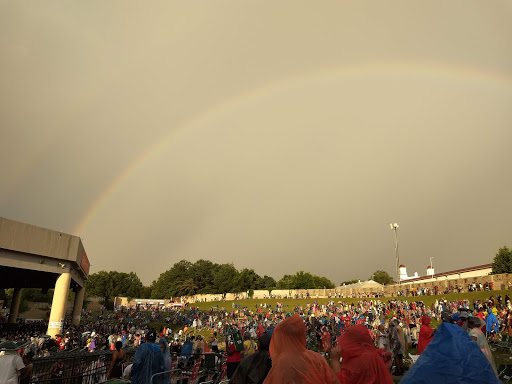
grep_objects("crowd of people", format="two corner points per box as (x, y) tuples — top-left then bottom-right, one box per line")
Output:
(0, 292), (510, 383)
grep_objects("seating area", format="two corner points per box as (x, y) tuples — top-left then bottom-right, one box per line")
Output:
(497, 365), (512, 383)
(117, 352), (228, 384)
(493, 335), (512, 354)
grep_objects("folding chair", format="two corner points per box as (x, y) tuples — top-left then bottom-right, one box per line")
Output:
(497, 335), (508, 351)
(498, 365), (512, 383)
(210, 364), (227, 384)
(182, 362), (201, 384)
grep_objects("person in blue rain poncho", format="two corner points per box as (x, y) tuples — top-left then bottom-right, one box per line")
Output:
(131, 330), (165, 384)
(400, 322), (500, 384)
(486, 308), (499, 341)
(180, 337), (193, 361)
(159, 337), (172, 384)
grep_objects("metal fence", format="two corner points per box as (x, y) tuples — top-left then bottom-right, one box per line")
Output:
(29, 350), (225, 384)
(29, 348), (136, 384)
(145, 353), (226, 384)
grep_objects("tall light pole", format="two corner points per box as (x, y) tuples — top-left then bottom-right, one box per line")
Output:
(430, 257), (434, 271)
(390, 223), (400, 285)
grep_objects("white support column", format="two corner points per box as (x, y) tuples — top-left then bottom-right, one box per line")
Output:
(47, 273), (71, 338)
(71, 285), (85, 326)
(8, 288), (22, 324)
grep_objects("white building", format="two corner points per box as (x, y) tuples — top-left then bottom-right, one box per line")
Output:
(396, 263), (492, 286)
(399, 265), (419, 281)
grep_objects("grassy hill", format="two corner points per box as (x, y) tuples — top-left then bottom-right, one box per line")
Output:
(187, 289), (509, 312)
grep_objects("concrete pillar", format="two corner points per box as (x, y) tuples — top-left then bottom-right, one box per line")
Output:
(71, 285), (85, 326)
(47, 272), (71, 338)
(8, 288), (23, 324)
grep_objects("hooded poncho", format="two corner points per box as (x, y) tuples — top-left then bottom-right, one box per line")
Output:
(417, 316), (433, 355)
(131, 342), (165, 384)
(159, 337), (172, 383)
(400, 323), (500, 384)
(486, 309), (499, 333)
(336, 324), (393, 384)
(263, 314), (339, 384)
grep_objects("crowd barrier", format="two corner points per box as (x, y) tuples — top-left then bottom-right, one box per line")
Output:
(29, 348), (136, 384)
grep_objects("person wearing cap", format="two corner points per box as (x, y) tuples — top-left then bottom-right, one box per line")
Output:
(0, 342), (26, 384)
(130, 330), (165, 384)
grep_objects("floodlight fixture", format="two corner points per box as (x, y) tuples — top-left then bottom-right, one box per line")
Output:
(389, 223), (400, 285)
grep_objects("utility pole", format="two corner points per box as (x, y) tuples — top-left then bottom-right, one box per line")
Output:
(390, 223), (400, 285)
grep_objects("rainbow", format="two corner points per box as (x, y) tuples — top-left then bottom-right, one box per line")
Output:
(72, 60), (512, 235)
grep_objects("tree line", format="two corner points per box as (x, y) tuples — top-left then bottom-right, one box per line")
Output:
(83, 245), (512, 305)
(2, 245), (508, 312)
(84, 259), (336, 305)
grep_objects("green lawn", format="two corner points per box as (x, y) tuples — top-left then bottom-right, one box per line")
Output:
(102, 289), (510, 336)
(186, 289), (510, 312)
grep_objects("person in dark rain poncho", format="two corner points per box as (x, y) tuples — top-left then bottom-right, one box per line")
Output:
(231, 333), (272, 384)
(130, 330), (165, 384)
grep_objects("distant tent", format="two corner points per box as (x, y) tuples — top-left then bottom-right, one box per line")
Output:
(336, 280), (384, 290)
(400, 322), (500, 384)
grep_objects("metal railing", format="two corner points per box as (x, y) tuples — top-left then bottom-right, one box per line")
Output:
(148, 352), (226, 384)
(29, 348), (136, 384)
(150, 368), (181, 383)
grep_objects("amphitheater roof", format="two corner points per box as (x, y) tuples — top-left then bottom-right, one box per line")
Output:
(0, 217), (88, 289)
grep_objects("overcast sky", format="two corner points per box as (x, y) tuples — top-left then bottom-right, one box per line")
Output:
(1, 1), (512, 286)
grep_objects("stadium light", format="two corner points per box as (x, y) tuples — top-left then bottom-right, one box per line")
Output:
(390, 223), (400, 285)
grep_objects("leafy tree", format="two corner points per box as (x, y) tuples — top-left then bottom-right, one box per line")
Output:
(21, 288), (53, 303)
(277, 272), (334, 289)
(85, 271), (111, 300)
(150, 260), (192, 298)
(18, 300), (30, 314)
(292, 271), (315, 289)
(233, 268), (261, 292)
(492, 246), (512, 274)
(339, 279), (359, 286)
(312, 276), (335, 289)
(189, 259), (216, 293)
(213, 263), (239, 294)
(277, 274), (294, 289)
(257, 275), (276, 290)
(371, 270), (394, 285)
(0, 289), (7, 308)
(177, 278), (198, 296)
(141, 285), (152, 299)
(85, 271), (144, 303)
